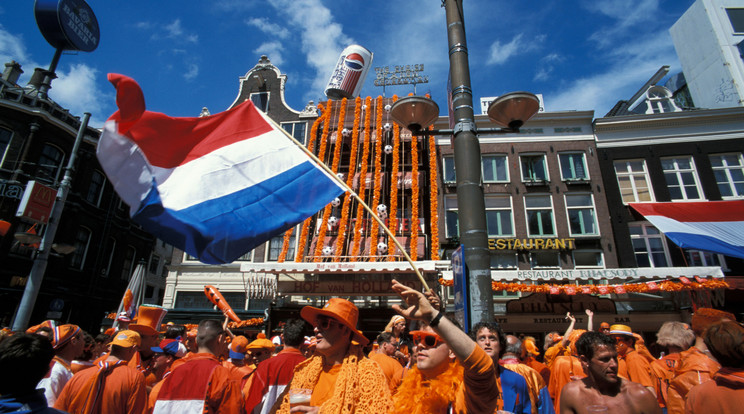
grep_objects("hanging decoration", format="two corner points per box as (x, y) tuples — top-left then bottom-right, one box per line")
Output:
(334, 96), (363, 260)
(428, 126), (440, 260)
(410, 116), (420, 261)
(368, 96), (385, 260)
(387, 95), (401, 261)
(437, 277), (730, 294)
(350, 96), (374, 260)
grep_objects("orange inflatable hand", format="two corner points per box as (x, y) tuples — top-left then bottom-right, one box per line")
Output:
(204, 285), (241, 323)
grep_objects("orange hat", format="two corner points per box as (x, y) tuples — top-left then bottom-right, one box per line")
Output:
(599, 322), (610, 330)
(247, 333), (275, 351)
(104, 327), (116, 336)
(231, 336), (250, 354)
(691, 308), (736, 336)
(52, 324), (81, 350)
(523, 337), (540, 356)
(609, 324), (633, 336)
(129, 305), (168, 336)
(300, 298), (369, 346)
(110, 330), (141, 348)
(26, 319), (56, 334)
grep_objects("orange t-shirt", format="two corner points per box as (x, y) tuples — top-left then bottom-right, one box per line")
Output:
(310, 363), (342, 407)
(370, 352), (404, 392)
(54, 363), (147, 414)
(548, 355), (585, 414)
(649, 353), (681, 407)
(617, 350), (654, 389)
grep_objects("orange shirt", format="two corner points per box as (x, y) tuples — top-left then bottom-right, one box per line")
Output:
(684, 368), (744, 414)
(370, 352), (404, 393)
(547, 355), (584, 414)
(453, 345), (499, 414)
(667, 347), (720, 414)
(309, 363), (342, 407)
(617, 349), (654, 389)
(524, 356), (551, 386)
(649, 353), (681, 407)
(54, 362), (147, 414)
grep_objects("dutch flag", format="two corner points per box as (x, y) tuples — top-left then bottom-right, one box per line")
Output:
(97, 74), (345, 264)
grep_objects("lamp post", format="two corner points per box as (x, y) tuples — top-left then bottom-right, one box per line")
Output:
(389, 0), (540, 326)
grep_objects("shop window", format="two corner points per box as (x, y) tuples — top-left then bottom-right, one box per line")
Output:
(520, 154), (548, 182)
(525, 195), (555, 237)
(485, 195), (513, 237)
(661, 157), (703, 201)
(614, 160), (654, 203)
(710, 153), (744, 199)
(444, 195), (459, 239)
(268, 227), (296, 261)
(629, 222), (670, 268)
(565, 194), (598, 236)
(573, 250), (604, 268)
(559, 152), (588, 181)
(86, 170), (106, 206)
(443, 155), (456, 184)
(69, 227), (91, 270)
(530, 251), (560, 268)
(281, 121), (307, 145)
(482, 154), (508, 182)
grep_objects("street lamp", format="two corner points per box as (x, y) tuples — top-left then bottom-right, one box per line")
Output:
(389, 0), (540, 327)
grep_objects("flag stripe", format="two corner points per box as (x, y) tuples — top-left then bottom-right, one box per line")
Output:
(641, 216), (744, 247)
(629, 200), (744, 222)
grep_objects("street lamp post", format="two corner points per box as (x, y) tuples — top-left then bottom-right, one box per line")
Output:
(390, 0), (540, 326)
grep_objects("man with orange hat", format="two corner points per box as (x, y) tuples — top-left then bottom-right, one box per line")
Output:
(666, 307), (735, 414)
(223, 335), (253, 380)
(274, 298), (392, 413)
(246, 334), (275, 370)
(151, 319), (244, 413)
(128, 305), (168, 386)
(37, 324), (85, 406)
(609, 324), (655, 394)
(54, 330), (147, 413)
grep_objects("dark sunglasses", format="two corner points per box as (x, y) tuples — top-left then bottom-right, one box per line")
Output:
(316, 316), (342, 330)
(410, 330), (445, 348)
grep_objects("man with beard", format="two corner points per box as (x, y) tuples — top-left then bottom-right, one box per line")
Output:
(559, 331), (659, 414)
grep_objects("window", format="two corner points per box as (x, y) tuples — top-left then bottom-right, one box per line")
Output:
(121, 246), (136, 280)
(559, 153), (588, 180)
(444, 195), (459, 239)
(86, 170), (106, 206)
(530, 251), (560, 268)
(443, 155), (456, 184)
(69, 227), (91, 270)
(614, 160), (654, 203)
(565, 194), (598, 236)
(485, 195), (513, 237)
(629, 223), (670, 267)
(101, 237), (116, 277)
(521, 154), (548, 182)
(149, 254), (161, 274)
(661, 157), (703, 200)
(710, 153), (744, 198)
(250, 92), (269, 112)
(573, 250), (604, 268)
(686, 250), (728, 270)
(175, 291), (245, 309)
(525, 195), (555, 237)
(0, 127), (11, 167)
(281, 122), (307, 145)
(726, 8), (744, 33)
(482, 154), (508, 182)
(490, 252), (517, 269)
(36, 144), (64, 184)
(236, 251), (254, 261)
(268, 227), (296, 261)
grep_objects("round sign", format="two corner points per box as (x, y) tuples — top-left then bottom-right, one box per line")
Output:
(34, 0), (100, 52)
(49, 298), (65, 311)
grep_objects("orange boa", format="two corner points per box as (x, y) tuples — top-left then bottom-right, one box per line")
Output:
(391, 362), (464, 414)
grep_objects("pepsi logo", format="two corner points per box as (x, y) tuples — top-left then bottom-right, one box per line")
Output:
(344, 53), (365, 71)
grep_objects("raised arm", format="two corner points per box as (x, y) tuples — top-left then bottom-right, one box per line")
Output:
(391, 279), (474, 362)
(585, 309), (594, 332)
(561, 313), (576, 347)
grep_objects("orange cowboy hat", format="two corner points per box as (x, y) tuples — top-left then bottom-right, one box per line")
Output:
(129, 305), (168, 336)
(301, 298), (369, 346)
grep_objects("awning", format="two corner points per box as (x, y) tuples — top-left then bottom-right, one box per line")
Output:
(629, 200), (744, 259)
(440, 266), (724, 282)
(240, 260), (441, 274)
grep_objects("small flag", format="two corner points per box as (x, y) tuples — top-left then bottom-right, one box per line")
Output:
(97, 74), (345, 264)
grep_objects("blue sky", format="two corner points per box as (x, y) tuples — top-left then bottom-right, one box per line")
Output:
(1, 0), (694, 128)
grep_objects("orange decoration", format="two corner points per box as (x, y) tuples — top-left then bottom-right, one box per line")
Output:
(437, 278), (730, 294)
(351, 97), (374, 259)
(368, 96), (384, 260)
(387, 96), (401, 261)
(410, 125), (419, 261)
(334, 97), (362, 259)
(313, 100), (338, 261)
(428, 127), (440, 260)
(296, 104), (327, 262)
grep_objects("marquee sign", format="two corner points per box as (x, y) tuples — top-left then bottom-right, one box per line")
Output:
(374, 64), (429, 87)
(488, 238), (576, 250)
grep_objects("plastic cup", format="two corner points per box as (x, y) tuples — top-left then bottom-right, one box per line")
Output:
(289, 388), (312, 409)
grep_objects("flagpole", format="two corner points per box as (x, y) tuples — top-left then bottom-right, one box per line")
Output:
(265, 112), (431, 292)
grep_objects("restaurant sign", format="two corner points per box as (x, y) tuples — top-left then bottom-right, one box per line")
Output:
(489, 238), (576, 250)
(278, 276), (423, 296)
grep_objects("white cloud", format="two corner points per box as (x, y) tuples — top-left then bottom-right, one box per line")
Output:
(184, 64), (199, 81)
(254, 41), (285, 66)
(487, 33), (545, 66)
(245, 18), (291, 39)
(584, 0), (661, 48)
(49, 63), (111, 128)
(0, 25), (31, 68)
(534, 53), (564, 82)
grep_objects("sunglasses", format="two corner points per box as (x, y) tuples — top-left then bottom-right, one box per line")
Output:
(410, 330), (445, 348)
(316, 316), (343, 331)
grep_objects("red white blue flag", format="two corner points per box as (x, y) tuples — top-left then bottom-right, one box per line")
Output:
(630, 200), (744, 259)
(97, 74), (344, 264)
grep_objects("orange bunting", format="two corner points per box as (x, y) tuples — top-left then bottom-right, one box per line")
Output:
(437, 278), (730, 294)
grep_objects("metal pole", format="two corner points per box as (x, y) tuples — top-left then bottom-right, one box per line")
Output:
(12, 113), (91, 331)
(444, 0), (493, 325)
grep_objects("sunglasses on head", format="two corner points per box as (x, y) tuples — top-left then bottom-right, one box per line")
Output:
(410, 330), (445, 348)
(316, 316), (342, 331)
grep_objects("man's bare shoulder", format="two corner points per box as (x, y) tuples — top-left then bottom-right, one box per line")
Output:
(621, 380), (661, 413)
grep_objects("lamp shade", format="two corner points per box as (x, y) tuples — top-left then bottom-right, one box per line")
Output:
(487, 92), (540, 129)
(389, 96), (440, 132)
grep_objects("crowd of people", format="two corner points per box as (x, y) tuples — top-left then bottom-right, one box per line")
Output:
(0, 281), (742, 413)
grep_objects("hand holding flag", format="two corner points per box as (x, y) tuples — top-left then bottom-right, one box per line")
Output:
(97, 74), (345, 264)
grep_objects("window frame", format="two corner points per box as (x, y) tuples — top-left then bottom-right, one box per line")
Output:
(101, 237), (116, 278)
(481, 154), (509, 183)
(442, 155), (456, 184)
(444, 195), (459, 239)
(709, 153), (744, 199)
(36, 143), (65, 185)
(250, 92), (270, 112)
(661, 156), (704, 201)
(69, 226), (92, 270)
(686, 249), (729, 272)
(530, 251), (561, 269)
(520, 153), (549, 182)
(0, 127), (12, 168)
(86, 170), (107, 207)
(629, 222), (671, 268)
(485, 195), (514, 237)
(614, 160), (655, 204)
(573, 250), (605, 269)
(121, 245), (136, 280)
(281, 121), (308, 145)
(564, 193), (599, 236)
(558, 152), (589, 181)
(266, 226), (297, 262)
(524, 194), (556, 237)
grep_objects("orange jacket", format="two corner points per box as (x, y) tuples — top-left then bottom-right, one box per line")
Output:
(55, 362), (147, 414)
(684, 367), (744, 414)
(666, 347), (720, 414)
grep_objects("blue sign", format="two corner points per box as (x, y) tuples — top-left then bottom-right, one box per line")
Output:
(451, 244), (469, 333)
(35, 0), (100, 52)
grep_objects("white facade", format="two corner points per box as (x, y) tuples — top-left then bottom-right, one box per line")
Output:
(670, 0), (744, 109)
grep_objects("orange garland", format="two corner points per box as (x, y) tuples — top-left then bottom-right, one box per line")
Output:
(312, 100), (339, 261)
(334, 97), (362, 259)
(351, 97), (374, 259)
(428, 126), (440, 260)
(410, 122), (420, 261)
(437, 278), (730, 293)
(387, 95), (401, 261)
(277, 227), (293, 262)
(368, 96), (385, 260)
(295, 104), (328, 261)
